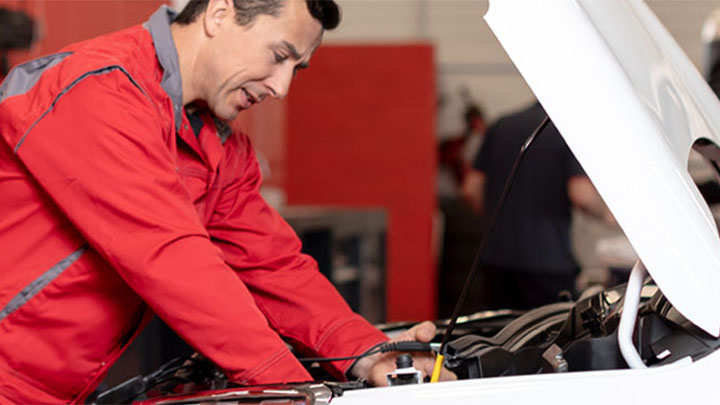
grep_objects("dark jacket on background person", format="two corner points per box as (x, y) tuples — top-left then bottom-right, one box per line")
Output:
(474, 102), (584, 274)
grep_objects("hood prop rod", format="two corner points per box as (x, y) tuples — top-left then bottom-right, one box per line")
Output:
(431, 115), (550, 382)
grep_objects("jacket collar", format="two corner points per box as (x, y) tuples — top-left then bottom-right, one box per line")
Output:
(146, 6), (183, 133)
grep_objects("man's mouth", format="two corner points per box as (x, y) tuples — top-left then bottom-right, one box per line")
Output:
(241, 88), (258, 109)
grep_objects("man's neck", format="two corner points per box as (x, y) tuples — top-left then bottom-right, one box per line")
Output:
(170, 22), (202, 106)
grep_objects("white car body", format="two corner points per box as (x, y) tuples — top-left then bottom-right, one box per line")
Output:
(334, 0), (720, 403)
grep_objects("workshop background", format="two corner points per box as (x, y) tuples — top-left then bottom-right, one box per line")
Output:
(2, 0), (719, 381)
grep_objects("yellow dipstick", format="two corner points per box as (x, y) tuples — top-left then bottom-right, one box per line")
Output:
(430, 354), (444, 383)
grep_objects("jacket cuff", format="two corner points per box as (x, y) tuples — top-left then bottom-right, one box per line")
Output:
(313, 315), (389, 381)
(228, 347), (313, 385)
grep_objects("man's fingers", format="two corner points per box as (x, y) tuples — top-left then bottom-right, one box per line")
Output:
(416, 321), (436, 341)
(373, 320), (447, 385)
(419, 358), (437, 377)
(403, 320), (436, 342)
(392, 321), (437, 343)
(439, 368), (458, 381)
(410, 354), (458, 382)
(418, 356), (457, 381)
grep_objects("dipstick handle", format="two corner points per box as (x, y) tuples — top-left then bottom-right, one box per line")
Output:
(430, 354), (445, 383)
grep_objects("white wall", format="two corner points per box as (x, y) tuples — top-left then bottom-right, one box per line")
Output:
(326, 0), (720, 138)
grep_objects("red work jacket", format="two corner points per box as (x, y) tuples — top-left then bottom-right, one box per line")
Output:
(0, 7), (386, 403)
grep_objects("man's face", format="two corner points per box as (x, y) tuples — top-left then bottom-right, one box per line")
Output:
(200, 0), (323, 121)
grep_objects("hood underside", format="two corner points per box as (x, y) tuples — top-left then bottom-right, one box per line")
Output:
(486, 0), (720, 336)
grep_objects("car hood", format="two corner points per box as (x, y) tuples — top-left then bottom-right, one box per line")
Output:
(486, 0), (720, 337)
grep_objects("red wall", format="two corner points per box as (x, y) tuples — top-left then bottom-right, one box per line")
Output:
(285, 45), (437, 321)
(234, 99), (287, 188)
(1, 0), (163, 67)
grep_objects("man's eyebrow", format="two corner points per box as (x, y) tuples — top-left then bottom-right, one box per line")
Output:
(282, 41), (302, 60)
(281, 40), (309, 69)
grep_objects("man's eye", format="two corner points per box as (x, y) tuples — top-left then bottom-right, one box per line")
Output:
(274, 52), (287, 63)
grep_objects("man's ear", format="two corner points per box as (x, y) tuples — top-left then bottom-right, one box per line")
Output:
(203, 0), (231, 37)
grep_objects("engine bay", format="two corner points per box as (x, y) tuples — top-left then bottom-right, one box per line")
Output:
(94, 280), (720, 404)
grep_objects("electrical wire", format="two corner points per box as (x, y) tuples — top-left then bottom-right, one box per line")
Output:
(297, 341), (434, 363)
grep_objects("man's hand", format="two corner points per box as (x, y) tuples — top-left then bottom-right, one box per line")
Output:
(349, 321), (457, 386)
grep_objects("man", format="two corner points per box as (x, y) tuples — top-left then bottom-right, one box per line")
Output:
(703, 6), (720, 99)
(461, 101), (611, 310)
(0, 0), (452, 402)
(436, 103), (487, 317)
(0, 6), (36, 79)
(438, 104), (487, 197)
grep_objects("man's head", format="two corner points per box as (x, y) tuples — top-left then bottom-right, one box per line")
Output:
(464, 105), (485, 133)
(172, 0), (339, 121)
(175, 0), (339, 30)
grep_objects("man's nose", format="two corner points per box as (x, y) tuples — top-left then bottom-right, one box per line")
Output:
(265, 65), (294, 100)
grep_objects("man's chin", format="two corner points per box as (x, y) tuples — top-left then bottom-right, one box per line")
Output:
(218, 108), (243, 122)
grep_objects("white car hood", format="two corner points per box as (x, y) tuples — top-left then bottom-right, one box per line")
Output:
(485, 0), (720, 336)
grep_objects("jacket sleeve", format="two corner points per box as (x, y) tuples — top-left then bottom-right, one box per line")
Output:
(12, 71), (316, 384)
(207, 133), (388, 381)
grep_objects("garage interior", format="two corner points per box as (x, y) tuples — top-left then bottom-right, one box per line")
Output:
(2, 0), (720, 397)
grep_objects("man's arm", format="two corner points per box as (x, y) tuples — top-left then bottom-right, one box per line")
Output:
(567, 175), (615, 224)
(207, 133), (390, 381)
(461, 169), (487, 215)
(206, 134), (455, 385)
(10, 72), (313, 384)
(462, 122), (496, 215)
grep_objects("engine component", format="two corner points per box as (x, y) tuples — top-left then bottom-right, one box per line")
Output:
(386, 354), (423, 386)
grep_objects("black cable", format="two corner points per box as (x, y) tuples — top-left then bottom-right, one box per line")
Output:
(438, 116), (551, 353)
(298, 341), (433, 363)
(150, 363), (192, 381)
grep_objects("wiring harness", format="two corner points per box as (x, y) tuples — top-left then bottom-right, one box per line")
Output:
(298, 340), (439, 363)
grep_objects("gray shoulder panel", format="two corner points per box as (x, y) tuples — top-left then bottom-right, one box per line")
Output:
(146, 5), (183, 133)
(14, 65), (149, 152)
(0, 245), (87, 323)
(0, 52), (72, 103)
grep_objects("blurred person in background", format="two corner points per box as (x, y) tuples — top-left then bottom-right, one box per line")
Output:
(462, 101), (612, 310)
(695, 7), (720, 205)
(703, 6), (720, 99)
(438, 103), (487, 199)
(0, 5), (36, 79)
(436, 101), (488, 317)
